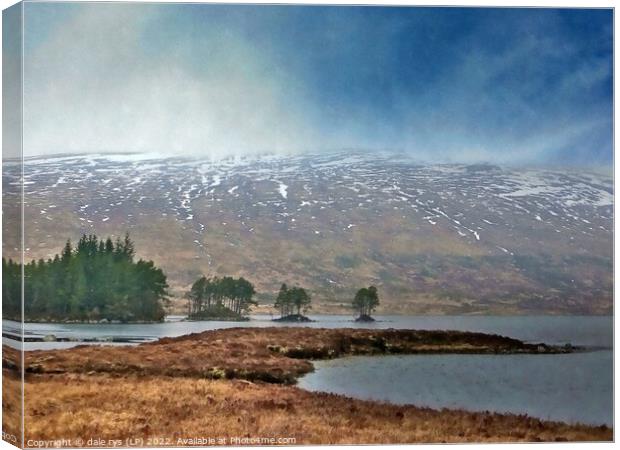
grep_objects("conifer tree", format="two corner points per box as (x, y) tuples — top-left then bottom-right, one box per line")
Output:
(186, 275), (256, 319)
(353, 285), (380, 318)
(2, 233), (168, 322)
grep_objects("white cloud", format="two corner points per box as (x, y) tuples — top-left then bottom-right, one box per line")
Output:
(23, 4), (318, 158)
(21, 4), (612, 167)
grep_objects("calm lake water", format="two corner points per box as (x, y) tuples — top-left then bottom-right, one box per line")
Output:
(298, 351), (613, 427)
(3, 315), (612, 426)
(3, 314), (613, 350)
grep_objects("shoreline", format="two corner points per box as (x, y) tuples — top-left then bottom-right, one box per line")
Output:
(7, 327), (582, 381)
(3, 312), (615, 324)
(2, 327), (612, 444)
(3, 318), (166, 325)
(4, 370), (612, 445)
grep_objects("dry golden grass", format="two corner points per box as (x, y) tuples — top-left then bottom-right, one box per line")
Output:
(7, 327), (567, 384)
(1, 328), (612, 446)
(3, 366), (22, 443)
(10, 372), (611, 446)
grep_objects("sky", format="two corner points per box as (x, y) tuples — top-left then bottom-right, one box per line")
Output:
(12, 3), (614, 166)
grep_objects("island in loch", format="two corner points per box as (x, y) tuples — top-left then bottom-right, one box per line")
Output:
(1, 235), (613, 444)
(2, 326), (612, 445)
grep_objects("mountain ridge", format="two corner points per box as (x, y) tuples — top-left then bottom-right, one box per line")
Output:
(3, 151), (613, 314)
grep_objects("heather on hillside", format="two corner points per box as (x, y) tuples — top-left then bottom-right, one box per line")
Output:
(2, 234), (168, 322)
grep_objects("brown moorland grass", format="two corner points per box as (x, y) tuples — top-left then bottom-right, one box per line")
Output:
(1, 327), (611, 445)
(3, 366), (22, 444)
(7, 327), (573, 384)
(8, 372), (611, 446)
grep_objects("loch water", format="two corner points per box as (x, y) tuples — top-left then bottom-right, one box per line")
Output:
(3, 315), (612, 426)
(3, 314), (612, 350)
(298, 350), (612, 426)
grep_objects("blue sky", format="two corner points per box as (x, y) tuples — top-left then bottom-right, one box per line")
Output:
(19, 3), (613, 166)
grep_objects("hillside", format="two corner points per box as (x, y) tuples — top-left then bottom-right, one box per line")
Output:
(3, 151), (613, 315)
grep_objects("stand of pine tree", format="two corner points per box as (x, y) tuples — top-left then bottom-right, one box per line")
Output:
(273, 284), (312, 321)
(2, 234), (169, 323)
(186, 276), (257, 320)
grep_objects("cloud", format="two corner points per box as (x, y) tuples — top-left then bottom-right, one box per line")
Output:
(22, 4), (612, 167)
(2, 3), (22, 159)
(389, 14), (613, 166)
(23, 3), (319, 158)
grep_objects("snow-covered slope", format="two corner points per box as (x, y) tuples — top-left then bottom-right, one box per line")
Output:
(4, 151), (613, 314)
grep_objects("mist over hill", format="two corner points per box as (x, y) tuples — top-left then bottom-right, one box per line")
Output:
(4, 151), (613, 315)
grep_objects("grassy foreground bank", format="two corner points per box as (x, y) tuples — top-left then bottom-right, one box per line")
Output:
(2, 327), (612, 445)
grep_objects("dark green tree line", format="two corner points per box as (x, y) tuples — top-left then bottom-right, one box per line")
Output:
(2, 233), (168, 322)
(187, 276), (257, 318)
(2, 258), (21, 318)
